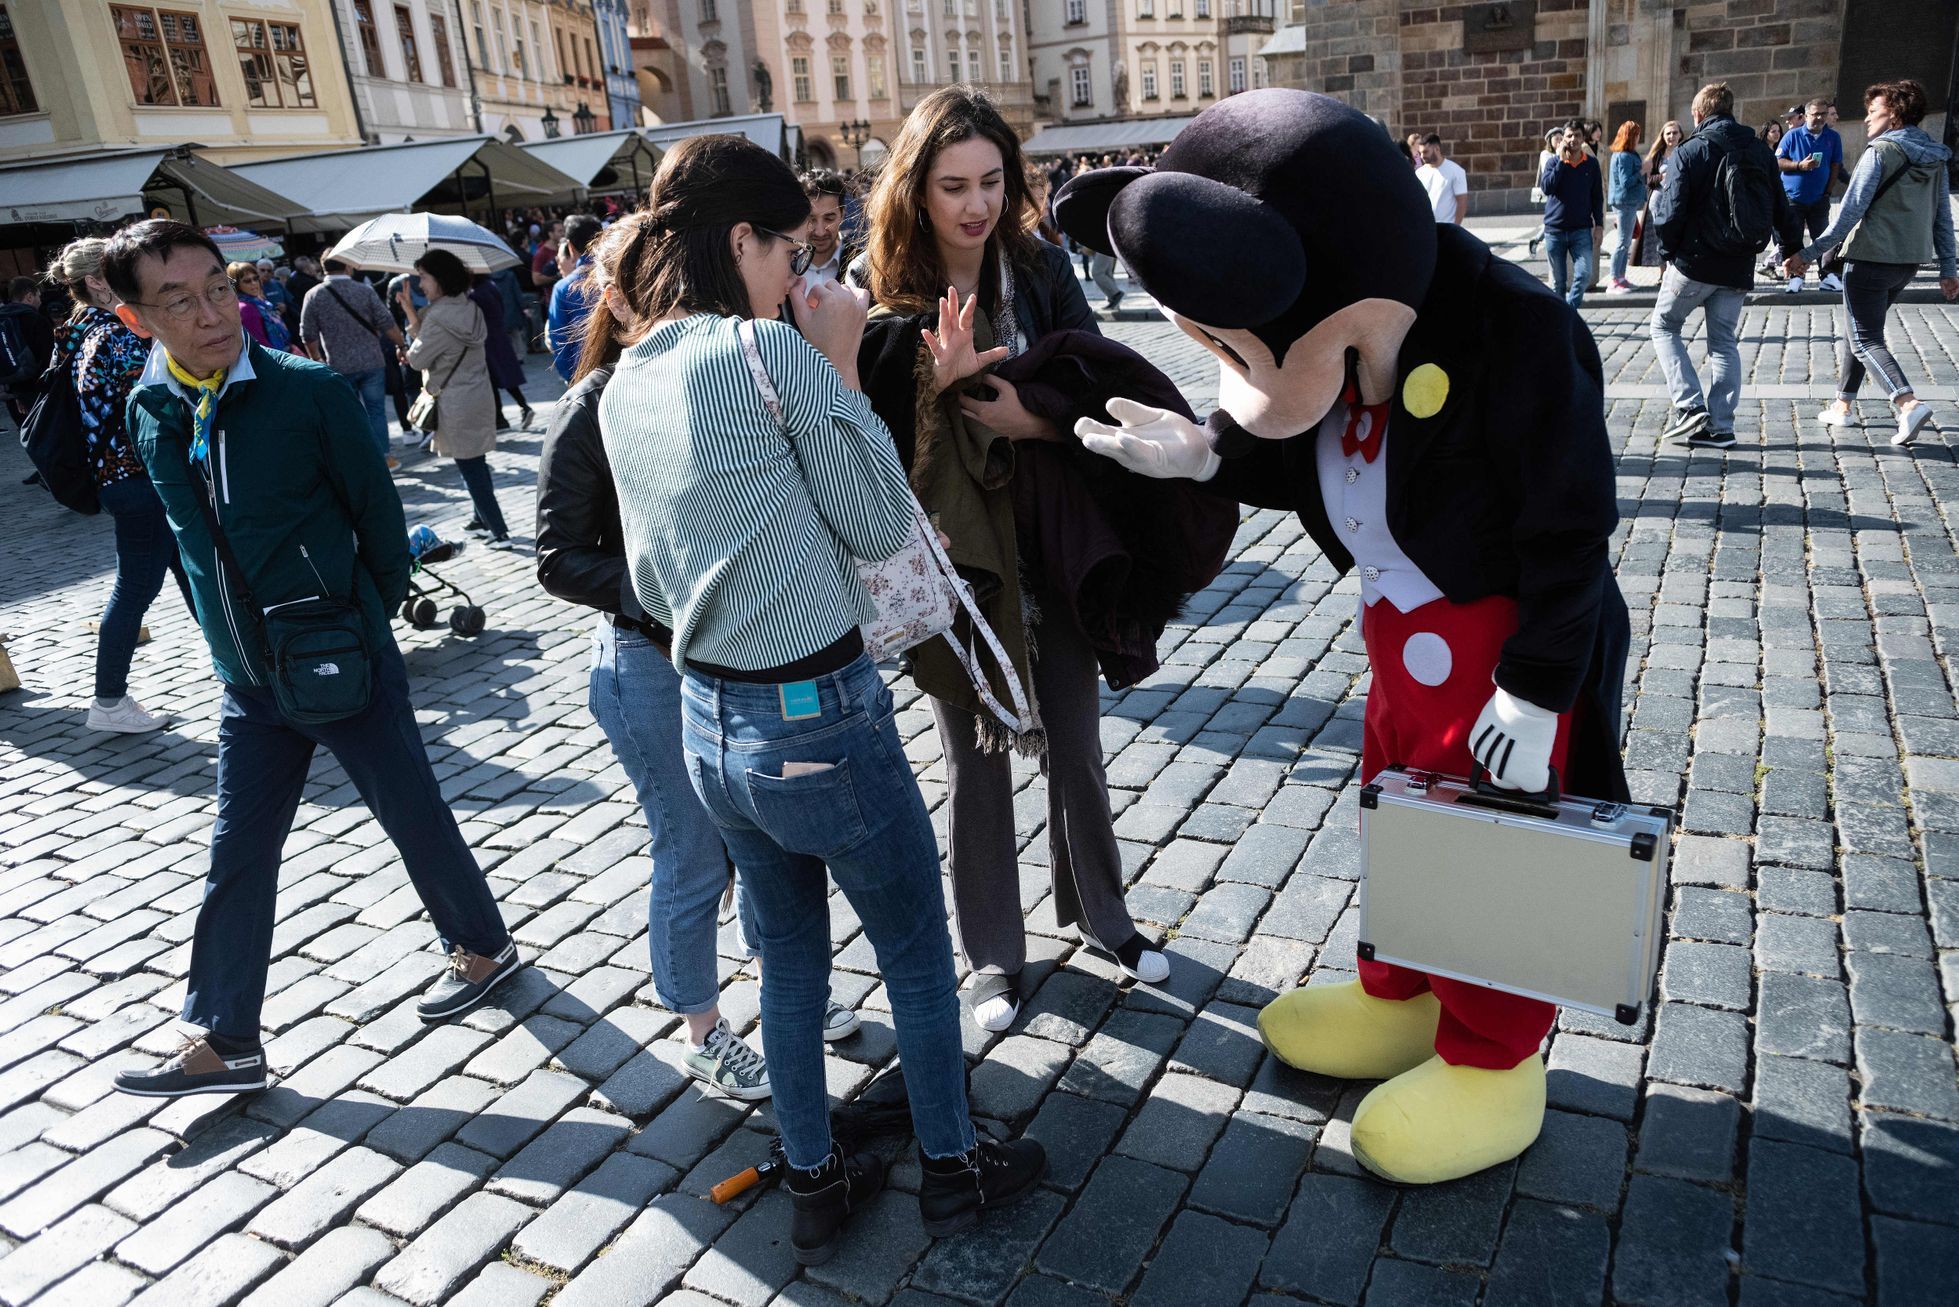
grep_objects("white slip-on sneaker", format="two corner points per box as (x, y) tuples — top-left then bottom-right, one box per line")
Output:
(1816, 405), (1858, 428)
(1895, 404), (1934, 446)
(968, 973), (1019, 1033)
(1819, 272), (1844, 292)
(87, 695), (166, 733)
(1783, 277), (1805, 293)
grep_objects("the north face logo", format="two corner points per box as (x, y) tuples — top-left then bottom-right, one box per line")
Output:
(313, 663), (340, 677)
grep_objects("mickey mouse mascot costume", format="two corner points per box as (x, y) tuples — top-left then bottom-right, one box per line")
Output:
(1056, 90), (1630, 1185)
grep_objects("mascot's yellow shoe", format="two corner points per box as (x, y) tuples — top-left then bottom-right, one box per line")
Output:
(1349, 1053), (1547, 1185)
(1256, 981), (1441, 1080)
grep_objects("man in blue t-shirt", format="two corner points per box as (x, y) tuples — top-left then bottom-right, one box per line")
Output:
(1776, 98), (1844, 292)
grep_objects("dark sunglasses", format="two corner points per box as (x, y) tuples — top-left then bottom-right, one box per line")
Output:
(759, 227), (814, 277)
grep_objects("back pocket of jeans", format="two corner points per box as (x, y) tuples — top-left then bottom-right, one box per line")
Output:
(743, 759), (869, 860)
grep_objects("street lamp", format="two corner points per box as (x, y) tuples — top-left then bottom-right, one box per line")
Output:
(574, 101), (598, 135)
(541, 106), (561, 138)
(838, 118), (871, 168)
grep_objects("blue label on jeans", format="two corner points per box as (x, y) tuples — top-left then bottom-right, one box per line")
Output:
(780, 680), (821, 720)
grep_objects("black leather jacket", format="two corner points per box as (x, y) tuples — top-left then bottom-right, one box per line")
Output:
(534, 365), (658, 628)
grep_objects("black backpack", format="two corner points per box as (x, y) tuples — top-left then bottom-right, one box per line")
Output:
(18, 356), (99, 515)
(0, 311), (37, 390)
(1699, 134), (1779, 257)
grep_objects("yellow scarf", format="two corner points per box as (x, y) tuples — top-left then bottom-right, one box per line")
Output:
(165, 353), (226, 463)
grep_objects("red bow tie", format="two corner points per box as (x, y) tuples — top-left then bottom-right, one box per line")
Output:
(1341, 401), (1390, 463)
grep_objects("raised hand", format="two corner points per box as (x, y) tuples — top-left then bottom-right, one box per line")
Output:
(921, 285), (1009, 395)
(1074, 397), (1221, 481)
(792, 279), (870, 386)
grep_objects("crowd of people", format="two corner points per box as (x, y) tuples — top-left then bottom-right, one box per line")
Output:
(2, 73), (1953, 1266)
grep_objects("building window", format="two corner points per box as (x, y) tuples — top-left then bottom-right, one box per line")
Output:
(351, 0), (384, 77)
(1228, 55), (1244, 94)
(472, 2), (488, 73)
(832, 53), (849, 100)
(394, 5), (422, 82)
(113, 6), (220, 106)
(966, 48), (979, 81)
(586, 36), (598, 83)
(231, 18), (316, 107)
(702, 0), (717, 20)
(788, 0), (802, 13)
(1198, 58), (1212, 97)
(1065, 0), (1085, 22)
(709, 63), (730, 113)
(867, 52), (885, 99)
(1169, 59), (1184, 98)
(1139, 0), (1153, 16)
(430, 13), (456, 87)
(945, 49), (957, 83)
(0, 5), (36, 115)
(1140, 60), (1156, 99)
(910, 45), (925, 85)
(490, 8), (506, 73)
(997, 45), (1011, 82)
(1070, 63), (1089, 107)
(792, 55), (811, 101)
(829, 0), (844, 12)
(1195, 0), (1209, 14)
(942, 0), (954, 17)
(1252, 59), (1264, 88)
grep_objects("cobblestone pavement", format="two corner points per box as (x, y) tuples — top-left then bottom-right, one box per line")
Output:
(1, 300), (1956, 1307)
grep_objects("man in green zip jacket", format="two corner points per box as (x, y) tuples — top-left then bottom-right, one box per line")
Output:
(103, 220), (522, 1098)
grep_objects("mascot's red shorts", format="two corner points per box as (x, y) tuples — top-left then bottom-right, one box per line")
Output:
(1356, 593), (1573, 1070)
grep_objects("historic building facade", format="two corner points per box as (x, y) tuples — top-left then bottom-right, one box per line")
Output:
(0, 0), (364, 164)
(463, 0), (611, 141)
(1025, 0), (1279, 129)
(1258, 0), (1957, 212)
(332, 0), (476, 143)
(628, 1), (1031, 167)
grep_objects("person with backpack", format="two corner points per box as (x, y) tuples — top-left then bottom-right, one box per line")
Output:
(1789, 79), (1959, 446)
(39, 237), (195, 733)
(1648, 82), (1803, 450)
(105, 220), (522, 1097)
(1, 275), (54, 423)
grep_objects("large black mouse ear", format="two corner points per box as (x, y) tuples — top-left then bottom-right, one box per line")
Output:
(1107, 171), (1306, 329)
(1051, 166), (1150, 255)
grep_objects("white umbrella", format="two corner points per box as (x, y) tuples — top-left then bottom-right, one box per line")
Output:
(325, 212), (521, 274)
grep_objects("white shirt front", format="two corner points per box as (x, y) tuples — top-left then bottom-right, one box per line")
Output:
(1314, 400), (1443, 614)
(1417, 158), (1468, 223)
(801, 247), (844, 296)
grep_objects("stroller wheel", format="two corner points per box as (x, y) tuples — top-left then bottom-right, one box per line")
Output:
(409, 597), (439, 628)
(450, 605), (487, 637)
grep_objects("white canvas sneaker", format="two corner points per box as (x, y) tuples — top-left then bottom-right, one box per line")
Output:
(86, 695), (166, 733)
(1818, 272), (1844, 292)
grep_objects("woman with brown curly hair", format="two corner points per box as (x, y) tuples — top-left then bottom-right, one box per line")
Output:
(855, 85), (1169, 1035)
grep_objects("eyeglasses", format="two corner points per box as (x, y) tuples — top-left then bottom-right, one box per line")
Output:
(760, 227), (814, 277)
(133, 280), (239, 324)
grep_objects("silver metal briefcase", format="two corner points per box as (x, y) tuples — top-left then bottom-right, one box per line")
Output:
(1355, 766), (1674, 1025)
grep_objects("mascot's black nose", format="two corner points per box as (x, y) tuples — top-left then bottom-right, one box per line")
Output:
(1205, 410), (1261, 460)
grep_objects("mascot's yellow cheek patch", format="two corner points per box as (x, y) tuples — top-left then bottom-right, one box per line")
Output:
(1402, 364), (1449, 419)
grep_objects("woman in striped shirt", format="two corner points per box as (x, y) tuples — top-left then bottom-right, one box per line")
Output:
(599, 136), (1046, 1265)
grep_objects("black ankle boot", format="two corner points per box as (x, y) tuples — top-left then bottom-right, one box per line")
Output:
(786, 1144), (884, 1265)
(918, 1136), (1047, 1237)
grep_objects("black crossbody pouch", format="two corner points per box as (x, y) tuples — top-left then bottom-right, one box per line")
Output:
(184, 447), (373, 724)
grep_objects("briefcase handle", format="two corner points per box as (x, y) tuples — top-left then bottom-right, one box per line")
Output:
(1455, 764), (1562, 820)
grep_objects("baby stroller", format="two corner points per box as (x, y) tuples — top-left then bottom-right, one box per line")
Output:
(402, 526), (487, 636)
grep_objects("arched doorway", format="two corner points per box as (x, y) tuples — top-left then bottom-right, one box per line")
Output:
(806, 137), (838, 170)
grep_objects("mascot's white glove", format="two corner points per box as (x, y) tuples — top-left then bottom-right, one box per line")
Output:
(1075, 398), (1222, 482)
(1469, 688), (1559, 794)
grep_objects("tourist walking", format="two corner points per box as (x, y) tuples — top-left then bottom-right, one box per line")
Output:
(856, 86), (1170, 1035)
(299, 258), (403, 467)
(1416, 133), (1470, 225)
(1630, 121), (1684, 270)
(1790, 79), (1959, 445)
(1606, 120), (1646, 292)
(597, 134), (1045, 1265)
(400, 251), (514, 549)
(45, 237), (193, 734)
(105, 220), (520, 1097)
(0, 275), (54, 424)
(1649, 82), (1801, 450)
(1777, 98), (1846, 293)
(1538, 119), (1604, 308)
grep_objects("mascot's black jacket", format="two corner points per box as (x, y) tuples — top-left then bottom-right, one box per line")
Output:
(1055, 91), (1630, 801)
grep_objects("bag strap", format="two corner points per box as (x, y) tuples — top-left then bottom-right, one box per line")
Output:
(419, 305), (478, 397)
(739, 319), (1032, 733)
(325, 282), (388, 339)
(1864, 141), (1915, 211)
(179, 441), (270, 643)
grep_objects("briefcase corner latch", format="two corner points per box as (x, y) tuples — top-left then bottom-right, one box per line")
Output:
(1629, 831), (1658, 862)
(1357, 941), (1376, 962)
(1614, 1002), (1641, 1026)
(1359, 783), (1382, 810)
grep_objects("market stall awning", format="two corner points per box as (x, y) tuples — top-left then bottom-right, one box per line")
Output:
(0, 147), (302, 227)
(1021, 116), (1200, 157)
(230, 136), (584, 234)
(519, 130), (661, 195)
(642, 112), (789, 161)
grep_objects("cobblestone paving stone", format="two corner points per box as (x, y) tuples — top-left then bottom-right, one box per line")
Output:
(1, 297), (1956, 1306)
